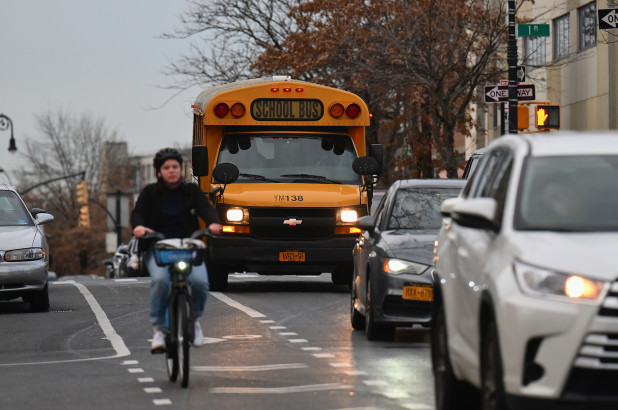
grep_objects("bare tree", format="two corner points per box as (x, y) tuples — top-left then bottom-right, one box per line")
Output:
(17, 108), (120, 276)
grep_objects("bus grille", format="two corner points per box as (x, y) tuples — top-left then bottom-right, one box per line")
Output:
(250, 208), (336, 240)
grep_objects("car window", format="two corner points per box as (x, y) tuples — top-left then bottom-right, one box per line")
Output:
(516, 155), (618, 231)
(373, 187), (393, 228)
(489, 152), (513, 224)
(471, 149), (507, 199)
(0, 191), (34, 226)
(387, 188), (461, 230)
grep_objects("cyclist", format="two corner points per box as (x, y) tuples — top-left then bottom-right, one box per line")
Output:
(131, 147), (221, 353)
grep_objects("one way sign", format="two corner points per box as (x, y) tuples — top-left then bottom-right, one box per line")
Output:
(598, 9), (618, 30)
(484, 84), (536, 103)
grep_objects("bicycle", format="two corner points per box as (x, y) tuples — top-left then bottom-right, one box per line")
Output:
(143, 228), (211, 388)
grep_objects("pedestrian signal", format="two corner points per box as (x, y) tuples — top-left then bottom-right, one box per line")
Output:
(76, 181), (88, 205)
(78, 205), (91, 229)
(535, 105), (560, 130)
(517, 105), (529, 131)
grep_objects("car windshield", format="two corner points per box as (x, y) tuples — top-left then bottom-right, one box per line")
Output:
(0, 191), (34, 227)
(388, 188), (460, 230)
(517, 155), (618, 231)
(217, 133), (361, 185)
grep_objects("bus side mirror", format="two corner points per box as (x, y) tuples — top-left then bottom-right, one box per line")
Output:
(352, 156), (380, 176)
(192, 145), (209, 177)
(369, 144), (383, 175)
(212, 163), (239, 185)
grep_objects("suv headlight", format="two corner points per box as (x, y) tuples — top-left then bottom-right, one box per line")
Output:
(513, 260), (607, 302)
(383, 257), (429, 275)
(4, 248), (45, 261)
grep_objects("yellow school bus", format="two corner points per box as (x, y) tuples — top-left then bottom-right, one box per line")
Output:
(191, 76), (382, 290)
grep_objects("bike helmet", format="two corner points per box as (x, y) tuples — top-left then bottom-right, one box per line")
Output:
(153, 147), (183, 170)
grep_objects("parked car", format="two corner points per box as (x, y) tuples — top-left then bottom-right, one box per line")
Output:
(125, 236), (147, 277)
(432, 132), (618, 409)
(0, 184), (54, 312)
(462, 146), (486, 179)
(108, 243), (129, 279)
(350, 179), (465, 340)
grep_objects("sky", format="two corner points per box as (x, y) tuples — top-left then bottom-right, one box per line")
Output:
(0, 0), (203, 183)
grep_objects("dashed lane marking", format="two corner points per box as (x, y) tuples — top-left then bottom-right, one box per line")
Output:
(193, 363), (308, 372)
(209, 383), (354, 394)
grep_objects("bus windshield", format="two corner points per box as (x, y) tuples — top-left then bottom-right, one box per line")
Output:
(217, 133), (362, 184)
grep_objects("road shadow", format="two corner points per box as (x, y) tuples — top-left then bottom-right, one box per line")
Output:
(0, 300), (32, 314)
(224, 273), (350, 294)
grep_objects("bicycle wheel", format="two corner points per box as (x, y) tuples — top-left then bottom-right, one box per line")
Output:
(165, 306), (179, 382)
(176, 292), (191, 388)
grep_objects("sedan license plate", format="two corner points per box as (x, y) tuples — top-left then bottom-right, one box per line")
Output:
(279, 251), (305, 262)
(402, 285), (433, 302)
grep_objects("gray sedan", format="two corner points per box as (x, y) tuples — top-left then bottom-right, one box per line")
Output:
(351, 179), (464, 340)
(0, 184), (54, 312)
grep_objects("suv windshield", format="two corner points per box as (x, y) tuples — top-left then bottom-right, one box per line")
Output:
(517, 155), (618, 231)
(0, 191), (34, 227)
(217, 133), (362, 184)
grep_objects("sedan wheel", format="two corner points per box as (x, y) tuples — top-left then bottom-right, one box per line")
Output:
(29, 283), (50, 312)
(350, 282), (365, 330)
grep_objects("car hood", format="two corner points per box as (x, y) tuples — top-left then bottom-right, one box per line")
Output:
(0, 226), (39, 249)
(380, 230), (437, 266)
(514, 232), (618, 281)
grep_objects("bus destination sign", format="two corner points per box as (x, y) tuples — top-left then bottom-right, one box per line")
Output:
(251, 99), (324, 121)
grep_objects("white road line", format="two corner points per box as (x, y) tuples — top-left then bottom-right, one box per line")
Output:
(114, 278), (138, 282)
(270, 326), (286, 330)
(193, 363), (308, 372)
(260, 320), (275, 323)
(0, 280), (131, 366)
(153, 399), (172, 406)
(330, 362), (352, 368)
(288, 339), (308, 343)
(279, 332), (298, 336)
(313, 353), (334, 358)
(122, 360), (139, 365)
(209, 383), (354, 394)
(209, 292), (266, 318)
(345, 370), (368, 376)
(302, 347), (322, 351)
(362, 380), (388, 386)
(138, 377), (155, 383)
(128, 368), (144, 373)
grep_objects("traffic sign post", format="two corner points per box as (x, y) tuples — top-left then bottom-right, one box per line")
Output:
(484, 84), (536, 103)
(598, 9), (618, 30)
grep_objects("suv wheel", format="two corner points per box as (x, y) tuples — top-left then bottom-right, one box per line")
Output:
(481, 319), (507, 410)
(432, 301), (478, 410)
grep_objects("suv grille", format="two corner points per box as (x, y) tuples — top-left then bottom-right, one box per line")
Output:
(250, 208), (337, 240)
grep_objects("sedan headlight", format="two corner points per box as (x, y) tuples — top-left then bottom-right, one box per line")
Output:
(4, 248), (45, 262)
(383, 257), (429, 275)
(513, 260), (606, 301)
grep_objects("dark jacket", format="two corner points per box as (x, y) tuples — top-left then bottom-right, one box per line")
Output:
(131, 181), (219, 238)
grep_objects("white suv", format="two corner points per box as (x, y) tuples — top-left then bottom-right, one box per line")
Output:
(432, 132), (618, 410)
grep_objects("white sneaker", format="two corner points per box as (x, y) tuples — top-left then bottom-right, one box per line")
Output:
(151, 330), (166, 354)
(193, 321), (204, 347)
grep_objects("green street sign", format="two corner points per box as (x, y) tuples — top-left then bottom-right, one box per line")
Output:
(518, 24), (550, 37)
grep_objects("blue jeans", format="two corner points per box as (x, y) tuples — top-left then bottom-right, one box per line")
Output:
(146, 246), (209, 326)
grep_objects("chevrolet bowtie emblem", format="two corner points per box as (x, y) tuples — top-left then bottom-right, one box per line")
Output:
(283, 218), (302, 226)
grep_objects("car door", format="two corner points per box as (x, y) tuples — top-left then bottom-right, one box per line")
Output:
(354, 186), (391, 311)
(446, 148), (514, 375)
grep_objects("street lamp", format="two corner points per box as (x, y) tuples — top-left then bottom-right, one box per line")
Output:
(0, 113), (17, 152)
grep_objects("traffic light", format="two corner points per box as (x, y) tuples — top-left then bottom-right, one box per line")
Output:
(535, 104), (561, 130)
(76, 181), (88, 205)
(78, 205), (91, 228)
(517, 105), (529, 131)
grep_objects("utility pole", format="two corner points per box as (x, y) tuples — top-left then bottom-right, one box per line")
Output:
(507, 0), (518, 134)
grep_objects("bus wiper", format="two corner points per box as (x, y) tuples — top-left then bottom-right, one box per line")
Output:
(239, 173), (280, 183)
(280, 174), (341, 184)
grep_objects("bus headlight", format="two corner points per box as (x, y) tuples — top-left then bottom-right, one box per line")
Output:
(224, 207), (249, 224)
(337, 208), (363, 224)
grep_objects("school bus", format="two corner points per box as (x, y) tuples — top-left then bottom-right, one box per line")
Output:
(190, 76), (382, 290)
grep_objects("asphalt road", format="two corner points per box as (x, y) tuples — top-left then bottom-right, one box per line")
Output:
(0, 273), (434, 410)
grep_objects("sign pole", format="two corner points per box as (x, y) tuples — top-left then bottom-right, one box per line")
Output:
(507, 0), (518, 134)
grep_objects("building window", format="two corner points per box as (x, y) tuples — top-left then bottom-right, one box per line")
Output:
(524, 36), (546, 68)
(554, 13), (570, 61)
(579, 2), (596, 51)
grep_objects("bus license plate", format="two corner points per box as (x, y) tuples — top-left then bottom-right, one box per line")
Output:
(402, 285), (433, 302)
(279, 251), (305, 262)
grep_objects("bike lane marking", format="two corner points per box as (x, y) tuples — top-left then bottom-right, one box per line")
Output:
(0, 280), (130, 367)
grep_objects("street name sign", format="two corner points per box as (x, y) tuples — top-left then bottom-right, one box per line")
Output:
(598, 9), (618, 30)
(484, 84), (536, 103)
(517, 24), (550, 37)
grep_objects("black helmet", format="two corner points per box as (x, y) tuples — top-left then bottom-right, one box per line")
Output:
(153, 148), (183, 170)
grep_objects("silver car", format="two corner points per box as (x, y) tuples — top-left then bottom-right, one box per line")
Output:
(0, 184), (54, 312)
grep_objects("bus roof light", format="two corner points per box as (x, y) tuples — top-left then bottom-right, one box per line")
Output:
(230, 103), (246, 117)
(283, 87), (292, 92)
(346, 103), (361, 118)
(329, 103), (344, 118)
(295, 87), (304, 92)
(271, 87), (279, 92)
(214, 102), (229, 117)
